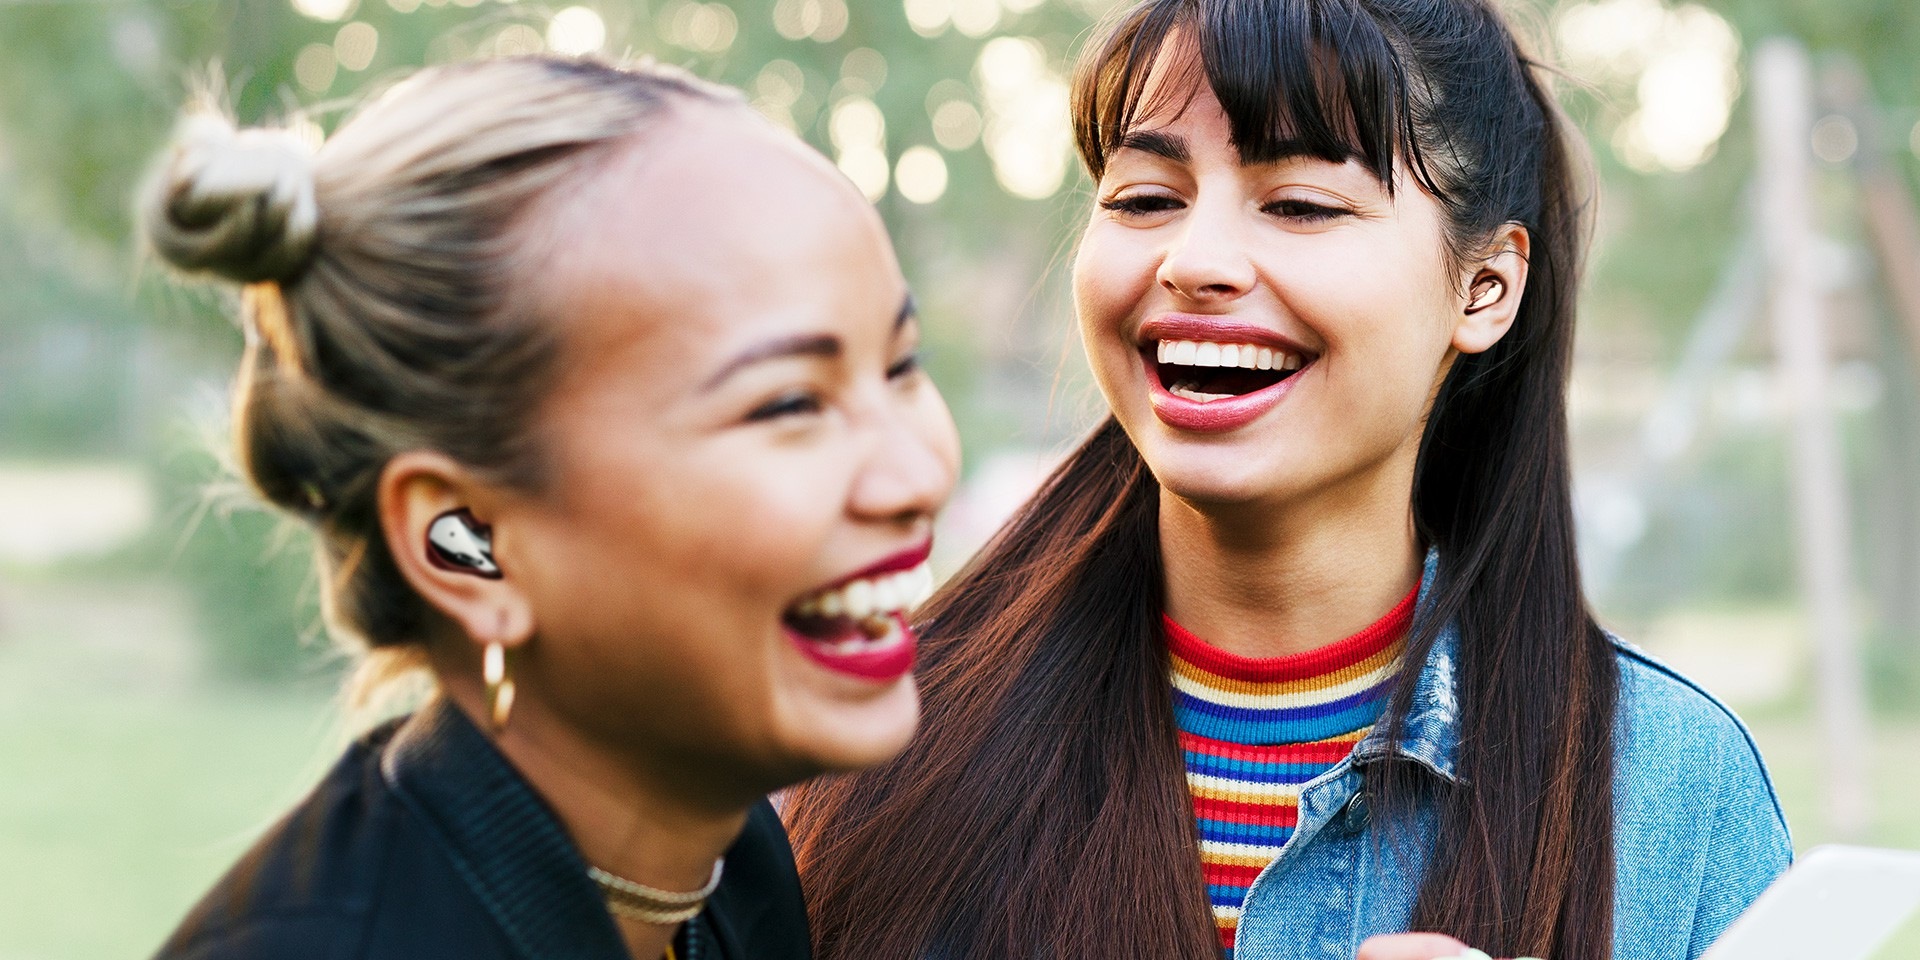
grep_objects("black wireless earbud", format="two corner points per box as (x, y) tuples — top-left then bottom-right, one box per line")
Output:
(426, 509), (501, 579)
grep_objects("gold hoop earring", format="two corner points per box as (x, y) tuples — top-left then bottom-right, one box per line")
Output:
(483, 641), (516, 733)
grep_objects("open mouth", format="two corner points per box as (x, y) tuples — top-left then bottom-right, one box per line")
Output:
(1147, 339), (1312, 403)
(781, 554), (934, 682)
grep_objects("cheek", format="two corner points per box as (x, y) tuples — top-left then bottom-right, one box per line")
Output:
(529, 437), (842, 642)
(1073, 225), (1154, 343)
(1291, 236), (1455, 368)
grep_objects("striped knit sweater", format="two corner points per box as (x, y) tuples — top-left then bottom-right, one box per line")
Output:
(1166, 587), (1416, 958)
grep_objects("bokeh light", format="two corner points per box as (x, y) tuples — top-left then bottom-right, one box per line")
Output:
(294, 42), (337, 92)
(896, 145), (949, 203)
(773, 0), (848, 43)
(333, 21), (378, 72)
(952, 0), (1001, 38)
(1811, 114), (1859, 165)
(660, 2), (737, 54)
(1559, 0), (1742, 173)
(547, 7), (606, 55)
(830, 96), (888, 201)
(291, 0), (356, 23)
(904, 0), (951, 38)
(932, 98), (983, 151)
(975, 36), (1072, 199)
(490, 23), (545, 57)
(841, 48), (888, 96)
(751, 59), (808, 131)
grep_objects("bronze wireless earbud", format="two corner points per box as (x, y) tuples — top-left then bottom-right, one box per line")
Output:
(426, 509), (501, 579)
(1467, 277), (1505, 312)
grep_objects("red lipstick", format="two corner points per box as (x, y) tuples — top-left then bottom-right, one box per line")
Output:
(1139, 314), (1315, 434)
(788, 615), (917, 682)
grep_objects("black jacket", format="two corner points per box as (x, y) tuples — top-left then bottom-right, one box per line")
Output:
(154, 699), (811, 960)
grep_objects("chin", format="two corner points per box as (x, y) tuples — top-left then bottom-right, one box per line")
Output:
(1141, 438), (1303, 506)
(778, 680), (921, 776)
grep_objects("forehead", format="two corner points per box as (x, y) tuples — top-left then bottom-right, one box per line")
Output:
(530, 107), (900, 368)
(1087, 15), (1403, 182)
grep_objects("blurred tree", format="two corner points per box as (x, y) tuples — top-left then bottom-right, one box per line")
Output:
(0, 0), (1916, 685)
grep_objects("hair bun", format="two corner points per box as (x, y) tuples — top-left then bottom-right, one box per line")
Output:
(143, 113), (320, 284)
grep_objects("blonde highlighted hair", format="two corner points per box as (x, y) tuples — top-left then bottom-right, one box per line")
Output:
(141, 57), (738, 698)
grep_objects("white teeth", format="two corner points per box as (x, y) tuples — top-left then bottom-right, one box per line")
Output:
(844, 579), (876, 619)
(1155, 339), (1305, 371)
(1169, 383), (1234, 403)
(791, 561), (936, 624)
(872, 576), (902, 612)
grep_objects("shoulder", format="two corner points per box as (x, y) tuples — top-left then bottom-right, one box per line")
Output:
(1608, 637), (1780, 795)
(153, 720), (506, 960)
(1606, 636), (1793, 949)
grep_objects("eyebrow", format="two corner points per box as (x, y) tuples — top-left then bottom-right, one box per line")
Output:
(1115, 130), (1335, 167)
(702, 293), (918, 391)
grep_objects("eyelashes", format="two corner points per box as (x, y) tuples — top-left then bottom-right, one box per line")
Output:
(744, 351), (925, 424)
(746, 390), (824, 422)
(1260, 199), (1347, 222)
(887, 351), (923, 380)
(1097, 193), (1351, 223)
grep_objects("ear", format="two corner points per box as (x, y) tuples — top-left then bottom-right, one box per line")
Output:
(378, 450), (536, 653)
(1451, 223), (1530, 355)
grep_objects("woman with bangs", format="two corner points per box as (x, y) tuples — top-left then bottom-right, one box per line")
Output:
(785, 1), (1789, 959)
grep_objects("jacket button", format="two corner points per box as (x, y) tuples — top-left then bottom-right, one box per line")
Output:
(1346, 791), (1370, 828)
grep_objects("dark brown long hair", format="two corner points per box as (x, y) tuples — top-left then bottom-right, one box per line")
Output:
(785, 1), (1617, 957)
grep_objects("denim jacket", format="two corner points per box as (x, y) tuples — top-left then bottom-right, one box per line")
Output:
(1232, 559), (1794, 960)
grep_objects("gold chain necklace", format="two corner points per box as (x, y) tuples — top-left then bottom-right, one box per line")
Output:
(588, 858), (724, 926)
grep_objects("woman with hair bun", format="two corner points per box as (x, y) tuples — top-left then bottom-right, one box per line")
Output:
(144, 56), (959, 960)
(785, 1), (1790, 959)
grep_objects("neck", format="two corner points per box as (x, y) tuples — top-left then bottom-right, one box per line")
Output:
(1158, 468), (1422, 659)
(440, 685), (747, 960)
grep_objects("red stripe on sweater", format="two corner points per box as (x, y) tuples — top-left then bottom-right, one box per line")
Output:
(1162, 584), (1416, 682)
(1193, 794), (1302, 827)
(1204, 861), (1266, 888)
(1179, 730), (1360, 765)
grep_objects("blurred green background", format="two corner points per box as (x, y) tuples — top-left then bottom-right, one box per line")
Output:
(2, 0), (1919, 956)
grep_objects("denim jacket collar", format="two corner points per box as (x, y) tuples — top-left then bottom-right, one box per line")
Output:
(1348, 548), (1464, 785)
(381, 698), (630, 960)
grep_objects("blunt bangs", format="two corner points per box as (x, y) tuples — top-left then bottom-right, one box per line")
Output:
(1073, 0), (1429, 196)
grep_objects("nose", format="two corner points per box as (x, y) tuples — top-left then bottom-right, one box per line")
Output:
(1156, 196), (1256, 304)
(848, 394), (958, 528)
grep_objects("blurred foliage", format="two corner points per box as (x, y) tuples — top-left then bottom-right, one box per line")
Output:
(0, 0), (1916, 681)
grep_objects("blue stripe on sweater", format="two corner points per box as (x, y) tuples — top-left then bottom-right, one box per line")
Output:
(1175, 695), (1387, 743)
(1173, 681), (1390, 724)
(1181, 752), (1332, 783)
(1196, 818), (1297, 846)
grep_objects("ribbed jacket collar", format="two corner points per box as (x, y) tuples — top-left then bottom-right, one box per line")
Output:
(380, 698), (631, 960)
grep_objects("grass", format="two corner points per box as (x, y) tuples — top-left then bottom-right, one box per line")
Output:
(0, 577), (342, 960)
(0, 576), (1916, 959)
